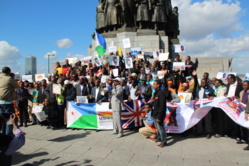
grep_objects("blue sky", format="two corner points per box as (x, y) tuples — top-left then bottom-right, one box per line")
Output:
(0, 0), (249, 75)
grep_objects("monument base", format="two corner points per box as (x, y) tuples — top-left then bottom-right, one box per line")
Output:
(88, 31), (170, 58)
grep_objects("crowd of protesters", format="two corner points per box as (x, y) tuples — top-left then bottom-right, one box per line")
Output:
(1, 54), (249, 150)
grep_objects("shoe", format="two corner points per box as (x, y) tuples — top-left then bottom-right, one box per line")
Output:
(237, 140), (243, 144)
(24, 124), (28, 127)
(243, 145), (249, 150)
(46, 126), (51, 129)
(206, 134), (211, 139)
(152, 139), (161, 143)
(117, 133), (123, 138)
(157, 143), (167, 148)
(112, 130), (118, 135)
(214, 134), (221, 138)
(51, 127), (55, 130)
(146, 136), (150, 139)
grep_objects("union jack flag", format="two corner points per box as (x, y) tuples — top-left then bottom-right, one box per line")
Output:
(121, 100), (146, 129)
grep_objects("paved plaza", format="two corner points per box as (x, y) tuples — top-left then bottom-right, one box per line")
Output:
(12, 125), (249, 166)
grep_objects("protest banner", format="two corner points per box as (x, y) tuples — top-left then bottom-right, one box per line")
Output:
(216, 72), (237, 79)
(81, 56), (92, 64)
(67, 97), (249, 133)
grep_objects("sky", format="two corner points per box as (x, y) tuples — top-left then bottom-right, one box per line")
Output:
(0, 0), (249, 75)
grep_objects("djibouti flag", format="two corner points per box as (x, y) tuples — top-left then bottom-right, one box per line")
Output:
(95, 32), (106, 58)
(67, 101), (113, 130)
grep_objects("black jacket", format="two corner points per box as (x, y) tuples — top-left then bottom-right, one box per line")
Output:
(63, 84), (76, 101)
(42, 104), (57, 118)
(37, 86), (47, 104)
(16, 88), (30, 107)
(152, 90), (166, 122)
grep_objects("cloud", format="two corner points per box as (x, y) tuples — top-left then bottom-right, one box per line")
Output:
(44, 50), (57, 59)
(0, 41), (21, 73)
(66, 53), (85, 60)
(57, 38), (73, 48)
(171, 0), (249, 74)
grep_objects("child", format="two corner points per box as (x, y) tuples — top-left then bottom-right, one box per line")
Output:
(42, 98), (57, 129)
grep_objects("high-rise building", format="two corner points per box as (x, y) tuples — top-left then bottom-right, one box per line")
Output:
(25, 56), (37, 76)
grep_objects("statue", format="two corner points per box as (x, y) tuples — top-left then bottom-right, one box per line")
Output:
(96, 0), (106, 33)
(167, 6), (179, 39)
(104, 0), (122, 32)
(120, 0), (136, 28)
(151, 0), (166, 31)
(135, 0), (151, 29)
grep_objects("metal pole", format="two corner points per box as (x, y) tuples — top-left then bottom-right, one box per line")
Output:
(48, 54), (50, 74)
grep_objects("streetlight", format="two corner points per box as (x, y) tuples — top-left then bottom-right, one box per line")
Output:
(48, 54), (55, 74)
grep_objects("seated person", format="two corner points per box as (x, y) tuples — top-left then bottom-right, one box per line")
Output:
(42, 98), (57, 130)
(139, 103), (157, 140)
(0, 114), (25, 166)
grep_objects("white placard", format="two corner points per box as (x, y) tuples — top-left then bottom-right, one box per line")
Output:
(174, 45), (186, 53)
(159, 53), (169, 61)
(122, 38), (131, 48)
(173, 62), (185, 71)
(108, 46), (117, 53)
(137, 54), (144, 59)
(32, 105), (43, 113)
(113, 69), (119, 77)
(216, 72), (237, 79)
(22, 75), (32, 82)
(53, 84), (62, 95)
(67, 57), (78, 64)
(178, 92), (192, 104)
(157, 71), (164, 79)
(245, 73), (249, 81)
(81, 56), (92, 64)
(35, 74), (45, 82)
(34, 111), (47, 122)
(125, 58), (133, 69)
(111, 56), (119, 66)
(101, 76), (108, 83)
(93, 57), (102, 67)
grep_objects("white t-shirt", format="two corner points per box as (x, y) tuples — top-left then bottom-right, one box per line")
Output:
(227, 81), (237, 97)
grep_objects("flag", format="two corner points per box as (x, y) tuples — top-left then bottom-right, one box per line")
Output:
(117, 47), (122, 57)
(121, 100), (146, 129)
(95, 32), (106, 58)
(56, 67), (69, 75)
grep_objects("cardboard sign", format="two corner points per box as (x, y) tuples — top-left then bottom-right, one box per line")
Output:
(159, 53), (169, 61)
(178, 92), (192, 104)
(53, 84), (62, 95)
(35, 74), (45, 82)
(122, 38), (131, 48)
(32, 105), (43, 113)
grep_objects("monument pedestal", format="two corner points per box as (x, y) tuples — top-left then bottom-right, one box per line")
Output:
(88, 31), (169, 59)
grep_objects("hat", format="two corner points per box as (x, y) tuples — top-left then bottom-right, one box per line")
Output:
(167, 80), (173, 84)
(183, 82), (189, 89)
(64, 80), (70, 85)
(113, 77), (122, 82)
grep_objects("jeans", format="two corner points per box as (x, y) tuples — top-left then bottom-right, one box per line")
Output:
(0, 103), (14, 135)
(155, 120), (167, 145)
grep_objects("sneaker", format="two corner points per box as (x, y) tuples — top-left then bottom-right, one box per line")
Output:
(117, 133), (123, 138)
(206, 134), (212, 139)
(214, 134), (222, 138)
(243, 145), (249, 150)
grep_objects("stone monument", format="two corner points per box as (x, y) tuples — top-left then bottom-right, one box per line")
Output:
(88, 0), (180, 59)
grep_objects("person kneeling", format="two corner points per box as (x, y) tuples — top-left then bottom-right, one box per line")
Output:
(139, 103), (157, 140)
(43, 98), (57, 130)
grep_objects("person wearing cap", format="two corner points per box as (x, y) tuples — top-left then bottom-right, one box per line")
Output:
(89, 79), (108, 104)
(180, 82), (191, 93)
(110, 77), (124, 138)
(167, 80), (176, 94)
(0, 67), (20, 135)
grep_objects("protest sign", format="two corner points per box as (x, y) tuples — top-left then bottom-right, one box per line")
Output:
(178, 92), (192, 104)
(22, 75), (32, 82)
(93, 57), (102, 67)
(81, 56), (92, 64)
(53, 84), (62, 95)
(130, 47), (142, 55)
(174, 45), (186, 53)
(125, 58), (133, 69)
(32, 105), (43, 113)
(104, 55), (112, 63)
(157, 71), (164, 79)
(101, 75), (108, 83)
(173, 62), (185, 70)
(35, 74), (45, 82)
(122, 38), (131, 48)
(76, 96), (88, 104)
(159, 53), (169, 61)
(144, 52), (153, 59)
(111, 56), (119, 66)
(216, 72), (237, 79)
(108, 46), (117, 53)
(113, 68), (119, 77)
(67, 57), (78, 64)
(245, 73), (249, 81)
(137, 53), (144, 59)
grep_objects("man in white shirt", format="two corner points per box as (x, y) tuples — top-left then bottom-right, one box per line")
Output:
(128, 79), (139, 101)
